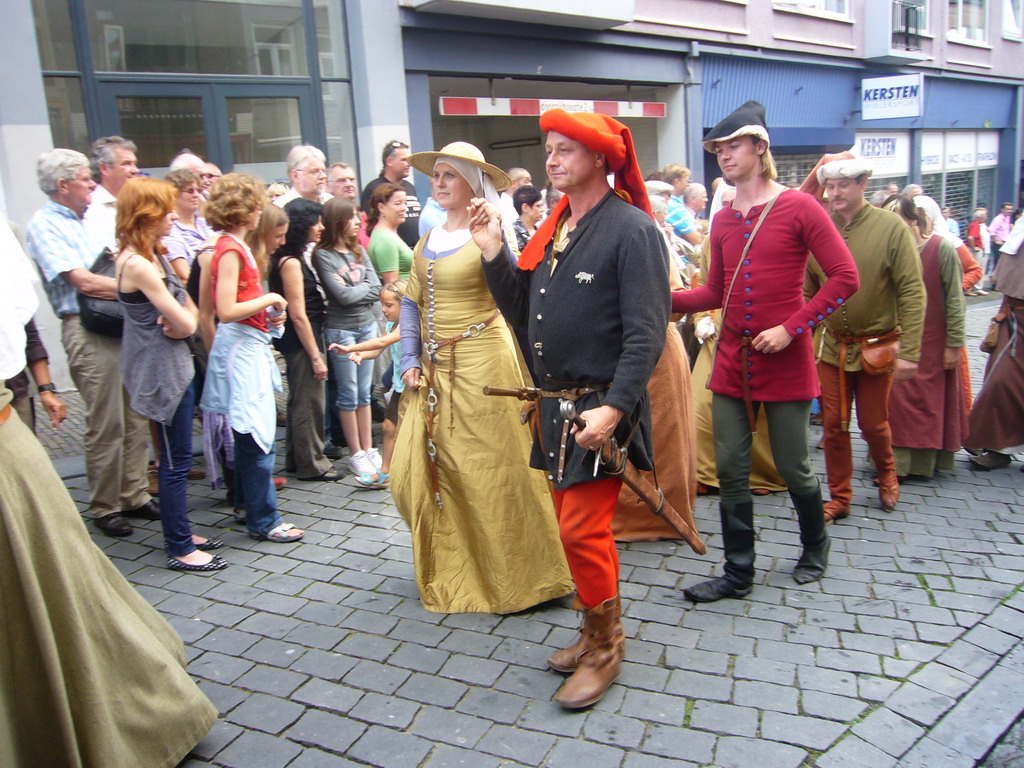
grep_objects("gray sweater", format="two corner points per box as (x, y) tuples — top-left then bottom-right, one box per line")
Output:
(313, 247), (381, 329)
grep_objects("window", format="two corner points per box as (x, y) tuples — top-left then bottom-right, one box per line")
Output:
(322, 81), (357, 167)
(893, 0), (927, 49)
(773, 154), (829, 188)
(1004, 0), (1023, 37)
(44, 77), (89, 154)
(253, 24), (297, 77)
(774, 0), (848, 15)
(921, 173), (944, 201)
(32, 0), (77, 71)
(116, 96), (207, 172)
(974, 167), (996, 209)
(83, 0), (308, 75)
(948, 0), (988, 41)
(314, 0), (350, 79)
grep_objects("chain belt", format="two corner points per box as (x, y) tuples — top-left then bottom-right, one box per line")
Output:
(422, 305), (500, 510)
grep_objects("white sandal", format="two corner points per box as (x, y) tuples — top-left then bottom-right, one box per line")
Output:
(249, 522), (303, 543)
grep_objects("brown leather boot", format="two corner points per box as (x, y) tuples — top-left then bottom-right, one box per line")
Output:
(823, 499), (850, 524)
(877, 470), (900, 512)
(554, 595), (624, 710)
(548, 596), (586, 673)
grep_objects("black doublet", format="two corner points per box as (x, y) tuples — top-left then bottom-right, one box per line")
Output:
(483, 190), (670, 489)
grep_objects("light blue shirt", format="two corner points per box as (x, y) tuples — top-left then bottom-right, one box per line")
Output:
(25, 199), (101, 316)
(387, 320), (404, 394)
(666, 195), (696, 238)
(201, 322), (283, 454)
(418, 196), (447, 237)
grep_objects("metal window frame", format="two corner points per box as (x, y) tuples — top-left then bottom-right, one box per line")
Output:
(44, 0), (344, 168)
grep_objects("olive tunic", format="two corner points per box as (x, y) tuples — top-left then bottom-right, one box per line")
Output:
(806, 202), (926, 369)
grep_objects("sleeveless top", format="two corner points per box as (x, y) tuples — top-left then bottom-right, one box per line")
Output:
(212, 233), (267, 333)
(268, 251), (325, 355)
(118, 252), (195, 424)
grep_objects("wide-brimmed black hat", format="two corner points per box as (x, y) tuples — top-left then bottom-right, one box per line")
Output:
(703, 100), (770, 153)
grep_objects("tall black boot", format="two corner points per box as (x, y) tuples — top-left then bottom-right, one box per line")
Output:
(684, 501), (755, 603)
(791, 486), (830, 584)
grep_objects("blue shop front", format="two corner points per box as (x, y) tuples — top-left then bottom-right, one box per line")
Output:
(700, 54), (1019, 215)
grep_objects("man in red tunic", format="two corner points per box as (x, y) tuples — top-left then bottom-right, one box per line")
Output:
(671, 101), (859, 603)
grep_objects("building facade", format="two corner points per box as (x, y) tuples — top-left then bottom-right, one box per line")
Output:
(2, 0), (1021, 381)
(7, 0), (1023, 216)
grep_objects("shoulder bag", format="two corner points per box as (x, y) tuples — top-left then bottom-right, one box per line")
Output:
(78, 247), (124, 337)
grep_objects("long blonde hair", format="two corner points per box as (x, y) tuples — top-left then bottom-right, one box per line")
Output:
(245, 203), (287, 278)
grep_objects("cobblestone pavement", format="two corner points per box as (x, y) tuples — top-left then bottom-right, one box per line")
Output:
(46, 300), (1023, 767)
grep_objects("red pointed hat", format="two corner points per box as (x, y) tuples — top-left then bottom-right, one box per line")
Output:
(519, 109), (653, 271)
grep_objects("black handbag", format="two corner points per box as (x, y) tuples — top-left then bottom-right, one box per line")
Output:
(78, 247), (124, 337)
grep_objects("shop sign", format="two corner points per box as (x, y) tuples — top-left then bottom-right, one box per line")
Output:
(861, 74), (923, 120)
(976, 132), (999, 167)
(854, 131), (909, 176)
(921, 132), (943, 172)
(945, 132), (976, 170)
(438, 97), (666, 118)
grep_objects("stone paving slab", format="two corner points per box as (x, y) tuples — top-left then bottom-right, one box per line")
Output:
(45, 300), (1024, 767)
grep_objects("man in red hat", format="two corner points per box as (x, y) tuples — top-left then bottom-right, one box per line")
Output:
(476, 109), (669, 709)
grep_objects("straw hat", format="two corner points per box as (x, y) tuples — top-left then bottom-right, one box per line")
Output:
(408, 141), (511, 192)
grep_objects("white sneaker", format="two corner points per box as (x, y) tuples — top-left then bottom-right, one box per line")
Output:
(348, 451), (376, 477)
(366, 448), (383, 471)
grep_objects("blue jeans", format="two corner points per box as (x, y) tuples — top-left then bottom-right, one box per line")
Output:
(232, 429), (282, 535)
(158, 382), (197, 557)
(326, 323), (377, 411)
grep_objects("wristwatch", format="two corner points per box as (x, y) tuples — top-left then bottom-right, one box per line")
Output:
(37, 383), (57, 393)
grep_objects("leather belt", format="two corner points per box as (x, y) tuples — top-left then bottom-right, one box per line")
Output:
(828, 327), (900, 432)
(548, 385), (610, 483)
(739, 337), (757, 434)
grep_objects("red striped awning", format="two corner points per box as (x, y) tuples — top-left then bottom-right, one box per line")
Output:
(439, 97), (667, 118)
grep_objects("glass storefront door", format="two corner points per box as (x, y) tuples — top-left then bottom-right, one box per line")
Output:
(96, 81), (314, 183)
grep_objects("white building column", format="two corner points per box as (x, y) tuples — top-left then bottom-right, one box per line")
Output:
(346, 0), (412, 184)
(0, 0), (68, 386)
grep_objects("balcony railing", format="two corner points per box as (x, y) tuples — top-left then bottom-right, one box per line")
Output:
(892, 0), (924, 50)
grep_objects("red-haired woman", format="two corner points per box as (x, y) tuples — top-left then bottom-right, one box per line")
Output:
(115, 177), (226, 571)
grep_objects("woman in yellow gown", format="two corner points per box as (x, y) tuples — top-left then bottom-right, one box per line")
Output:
(390, 142), (572, 613)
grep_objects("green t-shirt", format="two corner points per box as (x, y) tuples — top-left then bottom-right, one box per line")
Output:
(368, 228), (413, 281)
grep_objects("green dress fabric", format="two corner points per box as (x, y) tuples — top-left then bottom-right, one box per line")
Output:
(0, 386), (217, 768)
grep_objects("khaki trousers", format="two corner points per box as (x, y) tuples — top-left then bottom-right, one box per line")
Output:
(818, 361), (895, 508)
(61, 316), (150, 517)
